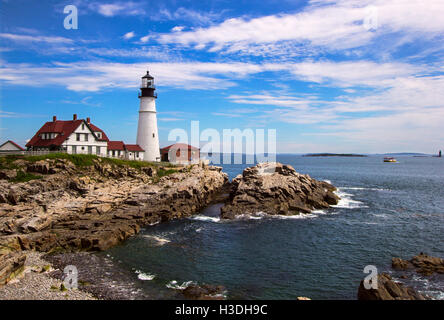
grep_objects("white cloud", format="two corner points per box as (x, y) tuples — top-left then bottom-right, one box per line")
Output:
(92, 2), (143, 17)
(156, 0), (444, 55)
(0, 61), (267, 91)
(123, 31), (135, 39)
(171, 26), (185, 32)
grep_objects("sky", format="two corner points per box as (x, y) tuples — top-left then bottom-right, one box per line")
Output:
(0, 0), (443, 154)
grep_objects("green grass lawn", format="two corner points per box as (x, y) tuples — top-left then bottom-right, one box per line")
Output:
(0, 153), (176, 169)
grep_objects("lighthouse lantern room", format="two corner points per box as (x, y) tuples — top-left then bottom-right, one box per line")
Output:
(136, 70), (161, 161)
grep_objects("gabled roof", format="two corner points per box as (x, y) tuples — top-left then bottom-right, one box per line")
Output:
(160, 143), (200, 153)
(26, 120), (83, 148)
(107, 141), (125, 151)
(26, 119), (109, 148)
(0, 140), (25, 151)
(89, 123), (109, 142)
(125, 144), (144, 152)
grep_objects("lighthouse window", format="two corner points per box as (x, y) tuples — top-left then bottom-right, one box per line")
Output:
(153, 133), (155, 138)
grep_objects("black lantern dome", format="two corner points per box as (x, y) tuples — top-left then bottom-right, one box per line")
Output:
(139, 70), (157, 98)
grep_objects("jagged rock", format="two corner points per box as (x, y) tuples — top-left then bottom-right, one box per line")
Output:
(358, 273), (427, 300)
(0, 156), (228, 259)
(392, 253), (444, 276)
(0, 169), (17, 180)
(141, 167), (156, 177)
(181, 284), (226, 300)
(0, 252), (26, 285)
(27, 160), (50, 174)
(220, 162), (339, 219)
(392, 257), (411, 271)
(410, 253), (444, 276)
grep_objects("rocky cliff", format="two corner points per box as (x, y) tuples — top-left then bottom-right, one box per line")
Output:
(0, 155), (228, 285)
(220, 162), (339, 219)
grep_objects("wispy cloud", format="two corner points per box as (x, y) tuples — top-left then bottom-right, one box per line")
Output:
(89, 2), (144, 17)
(0, 33), (73, 44)
(156, 0), (444, 57)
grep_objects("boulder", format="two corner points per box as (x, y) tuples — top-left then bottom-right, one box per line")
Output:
(181, 284), (226, 300)
(358, 273), (427, 300)
(391, 253), (444, 276)
(392, 257), (411, 271)
(409, 253), (444, 276)
(220, 162), (339, 219)
(141, 167), (156, 177)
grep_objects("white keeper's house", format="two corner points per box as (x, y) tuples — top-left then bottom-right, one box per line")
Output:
(23, 70), (193, 163)
(26, 114), (145, 161)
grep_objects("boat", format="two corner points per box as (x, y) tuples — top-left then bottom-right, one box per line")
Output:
(383, 157), (397, 163)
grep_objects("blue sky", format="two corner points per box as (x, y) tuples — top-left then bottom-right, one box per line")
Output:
(1, 0), (444, 153)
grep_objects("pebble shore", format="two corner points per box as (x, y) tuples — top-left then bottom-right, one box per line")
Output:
(0, 251), (97, 300)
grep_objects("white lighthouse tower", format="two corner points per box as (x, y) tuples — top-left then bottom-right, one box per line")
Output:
(136, 71), (161, 162)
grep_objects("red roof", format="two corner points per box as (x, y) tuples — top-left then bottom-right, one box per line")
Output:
(89, 123), (109, 142)
(125, 144), (144, 152)
(26, 119), (109, 148)
(107, 141), (125, 151)
(160, 143), (200, 153)
(0, 140), (25, 151)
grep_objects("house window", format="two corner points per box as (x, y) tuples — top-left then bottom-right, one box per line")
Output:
(82, 124), (85, 130)
(112, 150), (115, 157)
(76, 133), (80, 141)
(96, 147), (100, 155)
(81, 146), (85, 150)
(84, 133), (88, 141)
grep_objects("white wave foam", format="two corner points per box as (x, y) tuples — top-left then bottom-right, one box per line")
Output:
(333, 190), (367, 209)
(166, 280), (195, 290)
(142, 235), (171, 246)
(135, 270), (155, 281)
(341, 187), (388, 191)
(323, 179), (332, 184)
(191, 215), (221, 223)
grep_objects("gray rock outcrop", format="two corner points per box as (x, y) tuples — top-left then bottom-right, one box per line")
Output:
(220, 162), (339, 219)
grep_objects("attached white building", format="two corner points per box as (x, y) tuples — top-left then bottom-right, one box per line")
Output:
(0, 140), (25, 152)
(26, 114), (145, 160)
(26, 115), (109, 155)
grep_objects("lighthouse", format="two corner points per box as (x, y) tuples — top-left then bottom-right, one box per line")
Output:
(136, 71), (161, 162)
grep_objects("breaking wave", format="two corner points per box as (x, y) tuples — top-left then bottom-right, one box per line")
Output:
(135, 270), (155, 281)
(333, 190), (367, 209)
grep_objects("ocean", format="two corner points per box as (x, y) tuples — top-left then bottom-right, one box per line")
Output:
(99, 155), (444, 299)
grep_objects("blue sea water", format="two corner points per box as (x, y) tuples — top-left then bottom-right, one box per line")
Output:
(101, 155), (444, 299)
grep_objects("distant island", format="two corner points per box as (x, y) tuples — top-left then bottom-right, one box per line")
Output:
(303, 153), (367, 157)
